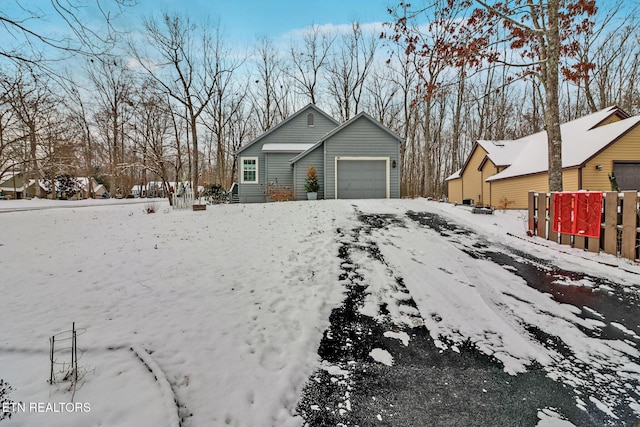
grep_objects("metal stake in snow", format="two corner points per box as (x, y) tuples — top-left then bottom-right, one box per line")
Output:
(49, 323), (84, 386)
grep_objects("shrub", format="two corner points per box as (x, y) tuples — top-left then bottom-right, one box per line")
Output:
(305, 166), (319, 193)
(202, 184), (230, 204)
(145, 202), (159, 214)
(498, 196), (515, 210)
(0, 379), (13, 420)
(264, 181), (295, 202)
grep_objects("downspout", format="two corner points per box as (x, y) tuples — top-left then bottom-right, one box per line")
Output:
(292, 162), (296, 199)
(480, 168), (484, 205)
(323, 141), (327, 199)
(398, 139), (401, 198)
(578, 166), (583, 190)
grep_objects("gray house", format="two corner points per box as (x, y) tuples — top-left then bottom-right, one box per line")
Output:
(236, 104), (402, 203)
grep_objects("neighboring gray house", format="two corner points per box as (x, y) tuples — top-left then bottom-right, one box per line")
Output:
(236, 104), (402, 203)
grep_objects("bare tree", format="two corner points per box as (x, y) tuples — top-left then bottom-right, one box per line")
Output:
(126, 78), (177, 204)
(0, 0), (132, 72)
(0, 66), (59, 197)
(251, 36), (291, 132)
(0, 79), (22, 182)
(365, 64), (401, 128)
(62, 78), (97, 198)
(132, 13), (223, 198)
(327, 22), (377, 121)
(388, 0), (598, 192)
(288, 25), (335, 104)
(586, 24), (640, 114)
(201, 30), (246, 188)
(86, 57), (134, 197)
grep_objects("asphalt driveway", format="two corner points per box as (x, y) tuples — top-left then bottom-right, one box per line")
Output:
(297, 209), (640, 427)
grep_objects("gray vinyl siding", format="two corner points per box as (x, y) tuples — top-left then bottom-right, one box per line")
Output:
(238, 145), (266, 203)
(266, 153), (295, 190)
(293, 144), (325, 200)
(237, 106), (337, 203)
(324, 116), (401, 199)
(259, 112), (337, 145)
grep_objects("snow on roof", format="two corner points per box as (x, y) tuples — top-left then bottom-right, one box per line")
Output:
(445, 169), (461, 181)
(0, 171), (22, 182)
(0, 184), (26, 192)
(477, 139), (525, 167)
(262, 143), (316, 153)
(487, 107), (639, 182)
(27, 179), (49, 190)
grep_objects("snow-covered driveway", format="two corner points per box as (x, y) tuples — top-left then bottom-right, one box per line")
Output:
(298, 201), (640, 426)
(0, 198), (638, 426)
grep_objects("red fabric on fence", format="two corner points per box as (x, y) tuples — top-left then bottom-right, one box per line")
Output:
(574, 192), (603, 238)
(552, 192), (603, 238)
(553, 193), (575, 234)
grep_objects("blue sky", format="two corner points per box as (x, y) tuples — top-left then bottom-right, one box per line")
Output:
(167, 0), (397, 41)
(4, 0), (398, 48)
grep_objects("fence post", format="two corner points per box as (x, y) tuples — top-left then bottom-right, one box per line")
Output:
(528, 191), (535, 234)
(49, 336), (55, 384)
(621, 191), (638, 260)
(603, 192), (618, 256)
(536, 192), (547, 238)
(548, 193), (558, 243)
(589, 193), (606, 253)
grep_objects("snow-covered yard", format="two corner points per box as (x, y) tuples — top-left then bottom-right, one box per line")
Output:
(0, 198), (639, 426)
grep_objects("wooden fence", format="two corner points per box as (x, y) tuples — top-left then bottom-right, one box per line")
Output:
(527, 191), (640, 262)
(172, 189), (194, 209)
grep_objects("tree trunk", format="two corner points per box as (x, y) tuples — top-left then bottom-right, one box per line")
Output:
(545, 0), (563, 192)
(29, 127), (42, 198)
(190, 113), (199, 198)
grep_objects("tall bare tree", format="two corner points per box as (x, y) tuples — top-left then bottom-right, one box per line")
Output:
(327, 22), (377, 121)
(132, 13), (223, 198)
(202, 30), (246, 188)
(288, 25), (335, 105)
(86, 57), (134, 197)
(1, 0), (132, 74)
(0, 66), (59, 197)
(251, 37), (291, 132)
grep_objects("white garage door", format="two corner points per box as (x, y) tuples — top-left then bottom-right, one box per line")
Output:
(337, 159), (387, 199)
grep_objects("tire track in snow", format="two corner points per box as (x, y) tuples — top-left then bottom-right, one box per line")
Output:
(406, 209), (640, 425)
(297, 209), (584, 426)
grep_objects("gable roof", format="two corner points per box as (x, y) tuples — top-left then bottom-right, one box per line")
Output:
(487, 106), (640, 182)
(290, 112), (403, 164)
(236, 104), (339, 155)
(316, 112), (403, 144)
(445, 169), (461, 181)
(477, 139), (526, 168)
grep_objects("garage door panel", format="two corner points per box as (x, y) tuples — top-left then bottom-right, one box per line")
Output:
(613, 162), (640, 191)
(337, 160), (386, 199)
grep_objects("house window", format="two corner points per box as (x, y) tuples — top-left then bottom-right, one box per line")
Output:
(241, 157), (258, 183)
(307, 113), (314, 126)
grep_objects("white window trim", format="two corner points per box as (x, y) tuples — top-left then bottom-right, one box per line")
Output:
(240, 156), (259, 184)
(334, 156), (390, 199)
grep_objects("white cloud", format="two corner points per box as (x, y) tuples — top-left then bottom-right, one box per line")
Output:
(284, 21), (387, 40)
